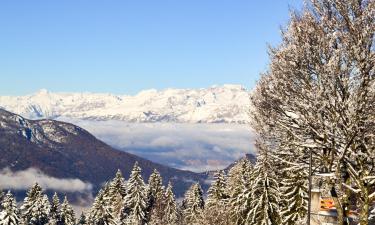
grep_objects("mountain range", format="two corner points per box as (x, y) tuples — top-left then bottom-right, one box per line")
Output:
(0, 85), (251, 123)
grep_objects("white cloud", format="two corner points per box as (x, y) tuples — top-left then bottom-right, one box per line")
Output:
(0, 168), (92, 193)
(62, 119), (257, 172)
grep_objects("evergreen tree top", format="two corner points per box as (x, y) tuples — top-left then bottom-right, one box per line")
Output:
(62, 196), (69, 205)
(148, 169), (164, 195)
(115, 169), (123, 177)
(26, 183), (43, 197)
(131, 162), (141, 174)
(2, 191), (17, 206)
(52, 192), (60, 206)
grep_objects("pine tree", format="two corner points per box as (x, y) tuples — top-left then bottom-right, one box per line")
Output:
(77, 213), (87, 225)
(227, 158), (253, 224)
(204, 171), (230, 225)
(162, 182), (179, 225)
(121, 162), (147, 225)
(246, 146), (281, 225)
(108, 170), (126, 217)
(226, 158), (252, 198)
(0, 191), (20, 225)
(146, 169), (164, 224)
(206, 170), (228, 207)
(48, 193), (61, 225)
(0, 191), (5, 211)
(280, 167), (308, 225)
(21, 183), (50, 225)
(88, 189), (115, 225)
(60, 197), (75, 225)
(182, 183), (204, 225)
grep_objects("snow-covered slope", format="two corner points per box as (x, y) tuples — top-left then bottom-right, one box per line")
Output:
(0, 85), (251, 123)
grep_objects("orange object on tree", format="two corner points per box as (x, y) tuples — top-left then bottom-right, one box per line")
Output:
(320, 198), (335, 210)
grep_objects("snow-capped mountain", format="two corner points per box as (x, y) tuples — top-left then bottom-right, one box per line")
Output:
(0, 85), (251, 123)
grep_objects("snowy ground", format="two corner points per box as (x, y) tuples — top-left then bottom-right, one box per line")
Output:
(61, 119), (256, 172)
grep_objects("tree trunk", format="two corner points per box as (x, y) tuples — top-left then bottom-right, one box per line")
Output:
(330, 186), (345, 225)
(359, 193), (370, 225)
(360, 203), (369, 225)
(332, 197), (345, 225)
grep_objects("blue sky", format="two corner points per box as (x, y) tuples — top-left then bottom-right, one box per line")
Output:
(0, 0), (302, 95)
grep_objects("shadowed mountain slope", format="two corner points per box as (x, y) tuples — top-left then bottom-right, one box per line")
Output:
(0, 109), (207, 198)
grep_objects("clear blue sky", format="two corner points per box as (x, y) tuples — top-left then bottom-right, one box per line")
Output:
(0, 0), (302, 95)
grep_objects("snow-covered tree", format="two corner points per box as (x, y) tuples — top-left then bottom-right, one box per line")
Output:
(246, 144), (281, 225)
(182, 183), (204, 225)
(0, 191), (5, 211)
(48, 193), (61, 225)
(0, 191), (20, 225)
(280, 167), (308, 225)
(146, 169), (164, 210)
(146, 169), (164, 225)
(226, 158), (252, 198)
(121, 162), (147, 225)
(226, 158), (253, 224)
(77, 213), (87, 225)
(108, 170), (126, 217)
(251, 0), (375, 223)
(21, 183), (50, 225)
(204, 171), (230, 225)
(59, 197), (75, 225)
(206, 170), (228, 208)
(147, 181), (180, 225)
(162, 182), (179, 225)
(88, 189), (115, 225)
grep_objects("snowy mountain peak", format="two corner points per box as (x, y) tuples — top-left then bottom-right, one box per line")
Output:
(221, 84), (246, 90)
(0, 85), (252, 123)
(35, 88), (49, 95)
(0, 109), (81, 145)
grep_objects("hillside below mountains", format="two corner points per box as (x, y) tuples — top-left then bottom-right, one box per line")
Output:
(0, 85), (251, 123)
(0, 109), (207, 198)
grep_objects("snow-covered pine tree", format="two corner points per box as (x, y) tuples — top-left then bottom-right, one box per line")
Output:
(206, 170), (228, 207)
(121, 162), (147, 225)
(108, 170), (126, 218)
(59, 197), (75, 225)
(101, 182), (113, 209)
(161, 182), (179, 225)
(0, 191), (5, 211)
(280, 166), (308, 225)
(21, 183), (50, 225)
(88, 189), (115, 225)
(77, 213), (87, 225)
(182, 183), (204, 225)
(226, 158), (252, 198)
(48, 193), (61, 225)
(146, 169), (164, 224)
(247, 143), (281, 225)
(204, 170), (230, 225)
(0, 191), (20, 225)
(226, 158), (253, 224)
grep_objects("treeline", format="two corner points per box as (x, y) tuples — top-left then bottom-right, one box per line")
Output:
(0, 156), (308, 225)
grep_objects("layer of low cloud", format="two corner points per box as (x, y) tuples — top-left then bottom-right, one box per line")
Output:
(62, 119), (257, 172)
(0, 168), (92, 193)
